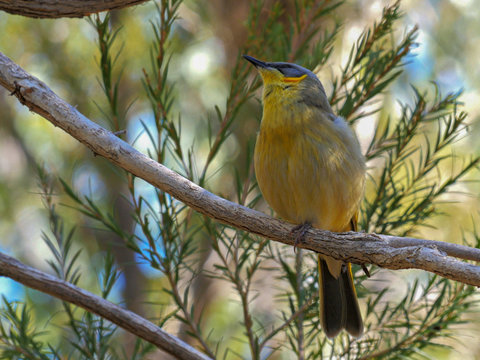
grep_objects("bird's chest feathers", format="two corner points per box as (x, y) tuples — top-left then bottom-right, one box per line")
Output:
(255, 114), (332, 193)
(254, 106), (362, 230)
(255, 104), (334, 175)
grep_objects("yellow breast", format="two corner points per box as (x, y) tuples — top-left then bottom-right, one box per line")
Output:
(254, 100), (365, 232)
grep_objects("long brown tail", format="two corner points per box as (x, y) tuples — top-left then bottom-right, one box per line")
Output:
(318, 257), (363, 338)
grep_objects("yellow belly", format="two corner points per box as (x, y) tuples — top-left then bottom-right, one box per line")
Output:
(254, 112), (365, 232)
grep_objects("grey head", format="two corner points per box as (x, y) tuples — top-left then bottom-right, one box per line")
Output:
(243, 55), (318, 81)
(243, 55), (333, 116)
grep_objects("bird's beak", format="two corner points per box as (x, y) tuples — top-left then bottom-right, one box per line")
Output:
(243, 55), (281, 85)
(243, 55), (268, 69)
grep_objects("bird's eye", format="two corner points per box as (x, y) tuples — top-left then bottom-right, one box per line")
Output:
(283, 85), (292, 90)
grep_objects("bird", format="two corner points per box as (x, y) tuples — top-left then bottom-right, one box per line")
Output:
(243, 54), (366, 338)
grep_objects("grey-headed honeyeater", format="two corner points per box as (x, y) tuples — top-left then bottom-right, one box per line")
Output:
(244, 55), (365, 338)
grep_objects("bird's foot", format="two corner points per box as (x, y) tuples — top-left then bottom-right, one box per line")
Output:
(291, 222), (311, 252)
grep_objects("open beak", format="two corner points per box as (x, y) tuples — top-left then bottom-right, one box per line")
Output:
(243, 55), (268, 69)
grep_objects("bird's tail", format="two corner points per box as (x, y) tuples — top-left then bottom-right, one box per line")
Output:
(318, 257), (363, 338)
(318, 214), (363, 338)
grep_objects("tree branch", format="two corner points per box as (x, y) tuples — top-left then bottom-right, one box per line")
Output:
(0, 252), (212, 360)
(0, 50), (479, 291)
(0, 0), (150, 19)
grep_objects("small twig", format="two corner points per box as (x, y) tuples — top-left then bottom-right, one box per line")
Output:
(10, 81), (26, 104)
(166, 271), (216, 358)
(295, 249), (305, 360)
(345, 25), (418, 119)
(259, 294), (317, 350)
(210, 230), (261, 358)
(0, 251), (212, 360)
(112, 129), (126, 136)
(288, 0), (328, 62)
(239, 286), (258, 359)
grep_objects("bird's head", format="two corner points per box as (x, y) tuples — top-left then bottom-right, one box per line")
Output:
(243, 55), (332, 113)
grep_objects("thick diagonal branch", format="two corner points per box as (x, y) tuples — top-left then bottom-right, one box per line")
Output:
(0, 252), (212, 360)
(0, 0), (149, 19)
(1, 51), (480, 291)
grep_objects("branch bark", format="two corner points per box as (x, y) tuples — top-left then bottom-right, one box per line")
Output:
(0, 51), (480, 288)
(0, 252), (212, 360)
(0, 0), (150, 19)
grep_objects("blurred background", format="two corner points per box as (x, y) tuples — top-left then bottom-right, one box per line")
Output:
(0, 0), (479, 358)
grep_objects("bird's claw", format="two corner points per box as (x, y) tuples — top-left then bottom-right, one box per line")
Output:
(291, 222), (311, 252)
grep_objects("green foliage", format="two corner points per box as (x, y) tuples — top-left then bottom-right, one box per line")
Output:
(88, 13), (126, 132)
(0, 296), (61, 360)
(359, 276), (475, 360)
(1, 0), (478, 359)
(0, 166), (124, 359)
(363, 87), (480, 236)
(331, 1), (415, 123)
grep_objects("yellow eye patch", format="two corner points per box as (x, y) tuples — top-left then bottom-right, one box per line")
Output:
(283, 74), (307, 83)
